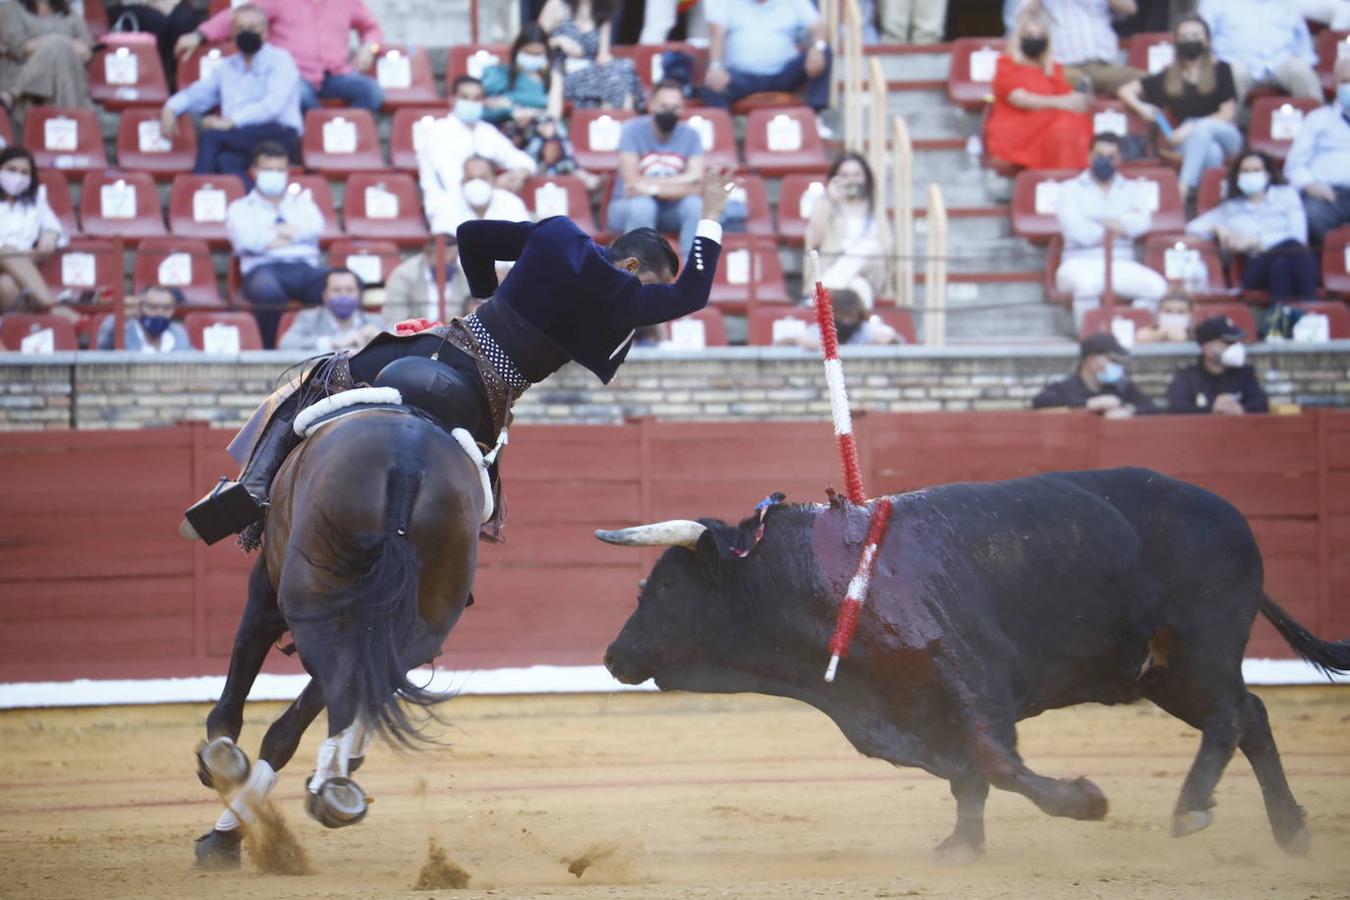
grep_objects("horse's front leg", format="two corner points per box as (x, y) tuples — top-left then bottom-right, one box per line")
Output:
(206, 557), (286, 743)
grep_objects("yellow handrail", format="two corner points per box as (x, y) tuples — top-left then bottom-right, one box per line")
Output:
(891, 116), (914, 310)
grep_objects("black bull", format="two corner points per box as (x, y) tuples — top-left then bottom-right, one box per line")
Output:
(597, 467), (1350, 863)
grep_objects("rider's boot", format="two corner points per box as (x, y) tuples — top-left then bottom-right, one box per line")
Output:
(179, 413), (298, 546)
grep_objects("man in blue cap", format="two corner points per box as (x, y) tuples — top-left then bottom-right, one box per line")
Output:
(1032, 332), (1157, 416)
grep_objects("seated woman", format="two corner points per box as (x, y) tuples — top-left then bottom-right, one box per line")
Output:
(1135, 291), (1195, 344)
(0, 0), (93, 111)
(0, 147), (77, 324)
(1118, 15), (1239, 200)
(1185, 151), (1318, 303)
(538, 0), (642, 110)
(483, 23), (565, 137)
(803, 153), (893, 310)
(985, 10), (1091, 172)
(104, 0), (202, 89)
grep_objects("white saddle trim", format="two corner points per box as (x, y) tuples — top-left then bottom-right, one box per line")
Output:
(293, 387), (403, 438)
(452, 428), (494, 524)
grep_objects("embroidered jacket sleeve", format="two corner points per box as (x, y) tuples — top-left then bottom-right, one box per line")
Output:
(612, 220), (722, 329)
(457, 218), (534, 298)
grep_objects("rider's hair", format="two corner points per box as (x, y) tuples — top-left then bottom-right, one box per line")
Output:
(609, 227), (679, 281)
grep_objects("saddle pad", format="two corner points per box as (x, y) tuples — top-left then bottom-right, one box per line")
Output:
(293, 387), (403, 438)
(451, 428), (494, 524)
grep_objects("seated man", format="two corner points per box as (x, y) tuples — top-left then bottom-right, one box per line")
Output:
(776, 288), (903, 350)
(382, 233), (475, 325)
(433, 155), (531, 235)
(278, 268), (387, 352)
(1016, 0), (1144, 95)
(96, 284), (196, 352)
(1166, 314), (1269, 415)
(1031, 332), (1156, 416)
(227, 142), (327, 348)
(701, 0), (832, 125)
(160, 3), (303, 181)
(1054, 132), (1167, 326)
(181, 168), (737, 548)
(176, 0), (384, 113)
(1197, 0), (1321, 101)
(1284, 57), (1350, 248)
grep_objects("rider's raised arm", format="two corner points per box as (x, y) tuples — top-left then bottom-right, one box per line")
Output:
(456, 219), (535, 299)
(618, 220), (722, 328)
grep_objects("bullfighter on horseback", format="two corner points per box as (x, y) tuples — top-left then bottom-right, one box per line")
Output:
(181, 167), (734, 549)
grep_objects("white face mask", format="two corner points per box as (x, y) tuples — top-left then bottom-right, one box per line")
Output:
(1157, 312), (1190, 334)
(1219, 341), (1247, 368)
(1236, 171), (1269, 196)
(0, 169), (31, 198)
(255, 169), (288, 197)
(516, 52), (548, 72)
(454, 98), (484, 124)
(462, 178), (493, 208)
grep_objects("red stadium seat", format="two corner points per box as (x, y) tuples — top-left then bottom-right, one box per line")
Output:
(37, 170), (79, 237)
(613, 42), (707, 93)
(873, 307), (919, 344)
(78, 171), (166, 242)
(709, 235), (792, 313)
(184, 311), (264, 351)
(301, 108), (386, 174)
(328, 239), (402, 286)
(1247, 97), (1321, 160)
(83, 0), (108, 38)
(1117, 166), (1185, 234)
(283, 175), (343, 246)
(1292, 301), (1350, 338)
(389, 106), (447, 171)
(446, 44), (511, 83)
(947, 38), (1005, 110)
(374, 45), (440, 109)
(168, 173), (246, 246)
(0, 314), (79, 352)
(521, 175), (599, 234)
(1195, 165), (1227, 216)
(1192, 303), (1257, 341)
(1125, 32), (1174, 76)
(0, 104), (12, 146)
(1315, 30), (1349, 96)
(176, 43), (232, 92)
(775, 172), (828, 245)
(731, 91), (802, 115)
(342, 172), (428, 246)
(1088, 98), (1150, 144)
(1078, 306), (1156, 339)
(743, 107), (827, 176)
(1010, 169), (1079, 243)
(1142, 233), (1229, 296)
(115, 109), (197, 179)
(38, 237), (125, 304)
(23, 106), (107, 174)
(732, 174), (774, 238)
(1323, 226), (1350, 296)
(571, 108), (638, 172)
(132, 237), (223, 308)
(666, 306), (729, 347)
(681, 108), (738, 170)
(88, 38), (169, 109)
(276, 309), (299, 344)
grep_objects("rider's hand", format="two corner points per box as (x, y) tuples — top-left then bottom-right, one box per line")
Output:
(699, 165), (736, 223)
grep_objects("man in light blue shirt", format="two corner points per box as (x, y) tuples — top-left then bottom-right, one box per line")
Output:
(702, 0), (831, 115)
(1285, 57), (1350, 246)
(1197, 0), (1320, 101)
(159, 3), (303, 183)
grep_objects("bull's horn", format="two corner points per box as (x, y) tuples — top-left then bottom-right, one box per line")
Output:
(594, 520), (707, 549)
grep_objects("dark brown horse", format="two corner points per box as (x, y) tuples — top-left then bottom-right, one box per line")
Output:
(193, 404), (484, 867)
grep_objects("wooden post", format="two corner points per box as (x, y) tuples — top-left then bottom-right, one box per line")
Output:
(892, 116), (914, 310)
(1102, 230), (1115, 319)
(825, 0), (840, 107)
(434, 233), (448, 323)
(924, 184), (948, 346)
(867, 57), (886, 206)
(112, 239), (126, 351)
(470, 0), (479, 44)
(844, 0), (865, 153)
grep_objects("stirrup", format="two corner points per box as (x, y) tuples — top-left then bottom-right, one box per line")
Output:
(182, 478), (266, 546)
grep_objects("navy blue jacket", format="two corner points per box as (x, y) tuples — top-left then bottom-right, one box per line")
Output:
(457, 216), (721, 384)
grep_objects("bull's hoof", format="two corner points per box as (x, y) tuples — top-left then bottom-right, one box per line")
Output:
(1171, 809), (1212, 837)
(932, 836), (983, 866)
(196, 737), (250, 792)
(1277, 823), (1311, 856)
(194, 828), (242, 870)
(305, 776), (368, 829)
(1069, 777), (1109, 821)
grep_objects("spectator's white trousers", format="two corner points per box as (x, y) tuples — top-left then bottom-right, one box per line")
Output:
(1056, 257), (1168, 327)
(1229, 58), (1323, 103)
(1299, 0), (1350, 28)
(879, 0), (947, 44)
(639, 0), (708, 43)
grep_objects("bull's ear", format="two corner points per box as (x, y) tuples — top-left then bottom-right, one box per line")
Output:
(692, 528), (723, 583)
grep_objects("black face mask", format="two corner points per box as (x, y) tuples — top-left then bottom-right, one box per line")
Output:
(1175, 40), (1206, 62)
(836, 318), (863, 344)
(653, 110), (680, 134)
(235, 29), (263, 56)
(1020, 36), (1048, 60)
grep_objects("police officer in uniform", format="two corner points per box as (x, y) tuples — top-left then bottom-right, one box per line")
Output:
(1165, 315), (1269, 415)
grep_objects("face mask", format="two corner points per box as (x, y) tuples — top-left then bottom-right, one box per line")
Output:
(1337, 83), (1350, 112)
(653, 110), (680, 134)
(140, 315), (171, 338)
(327, 294), (361, 320)
(1237, 171), (1269, 196)
(462, 178), (493, 208)
(1219, 341), (1246, 368)
(454, 98), (484, 125)
(1098, 360), (1124, 384)
(1157, 312), (1191, 333)
(0, 170), (31, 197)
(255, 169), (287, 197)
(1090, 155), (1116, 182)
(836, 318), (863, 343)
(1020, 36), (1048, 59)
(516, 52), (548, 72)
(234, 29), (263, 55)
(1175, 40), (1205, 61)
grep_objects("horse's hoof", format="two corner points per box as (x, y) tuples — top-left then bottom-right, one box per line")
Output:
(1071, 777), (1109, 821)
(197, 737), (250, 792)
(305, 776), (368, 829)
(194, 828), (242, 870)
(932, 838), (983, 866)
(1172, 809), (1212, 837)
(1278, 823), (1311, 856)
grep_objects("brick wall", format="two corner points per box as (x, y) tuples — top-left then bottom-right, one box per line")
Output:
(2, 343), (1348, 430)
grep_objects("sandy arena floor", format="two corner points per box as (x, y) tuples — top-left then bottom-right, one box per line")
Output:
(1, 687), (1348, 899)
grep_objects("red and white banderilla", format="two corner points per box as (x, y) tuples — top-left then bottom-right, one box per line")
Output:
(810, 251), (894, 683)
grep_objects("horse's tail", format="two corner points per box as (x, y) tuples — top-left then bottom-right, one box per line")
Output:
(1259, 592), (1350, 679)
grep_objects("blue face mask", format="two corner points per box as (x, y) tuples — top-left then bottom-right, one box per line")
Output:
(140, 315), (171, 338)
(1090, 155), (1116, 182)
(255, 169), (287, 197)
(1098, 360), (1124, 384)
(327, 294), (361, 320)
(454, 98), (483, 124)
(1339, 83), (1350, 113)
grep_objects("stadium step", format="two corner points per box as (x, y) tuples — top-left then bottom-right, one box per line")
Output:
(885, 87), (980, 141)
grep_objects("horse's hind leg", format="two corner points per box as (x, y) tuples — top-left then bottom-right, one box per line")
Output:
(1238, 691), (1310, 854)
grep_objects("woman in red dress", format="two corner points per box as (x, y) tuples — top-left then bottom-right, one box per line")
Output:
(986, 11), (1092, 171)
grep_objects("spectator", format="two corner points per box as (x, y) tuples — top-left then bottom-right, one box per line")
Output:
(1197, 0), (1320, 102)
(878, 0), (947, 45)
(226, 141), (326, 348)
(1015, 0), (1144, 95)
(177, 0), (383, 113)
(1186, 150), (1317, 304)
(0, 146), (75, 324)
(1118, 15), (1239, 200)
(803, 152), (893, 309)
(417, 76), (536, 232)
(1032, 332), (1156, 415)
(607, 80), (708, 254)
(431, 155), (532, 235)
(1135, 291), (1194, 343)
(639, 0), (710, 44)
(382, 234), (475, 325)
(986, 9), (1092, 171)
(521, 117), (596, 189)
(1166, 314), (1269, 415)
(160, 3), (303, 182)
(1284, 57), (1350, 248)
(778, 288), (902, 350)
(0, 0), (93, 111)
(483, 23), (564, 130)
(95, 284), (195, 352)
(701, 0), (832, 125)
(106, 1), (202, 88)
(278, 268), (387, 352)
(1054, 132), (1167, 326)
(538, 0), (643, 109)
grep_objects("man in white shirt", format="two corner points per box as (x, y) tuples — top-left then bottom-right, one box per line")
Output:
(1197, 0), (1321, 101)
(430, 155), (531, 236)
(417, 76), (535, 233)
(1054, 132), (1167, 326)
(1285, 57), (1350, 246)
(702, 0), (831, 118)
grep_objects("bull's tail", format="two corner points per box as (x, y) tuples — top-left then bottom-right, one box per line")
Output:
(1259, 593), (1350, 678)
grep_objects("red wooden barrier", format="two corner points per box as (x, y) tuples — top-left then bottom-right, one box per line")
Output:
(1, 412), (1348, 683)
